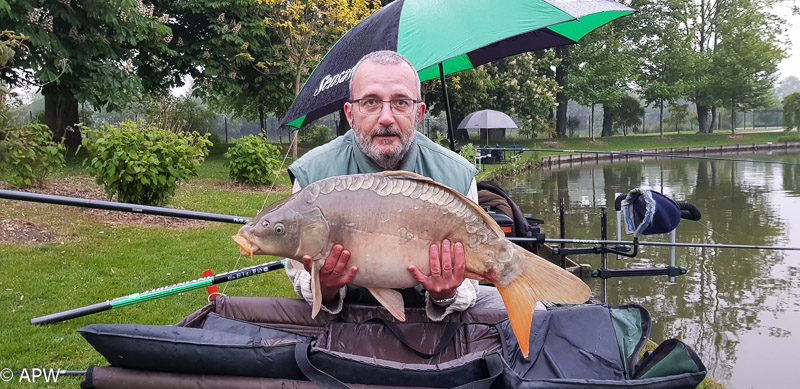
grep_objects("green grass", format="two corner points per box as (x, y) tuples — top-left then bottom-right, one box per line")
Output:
(0, 152), (297, 387)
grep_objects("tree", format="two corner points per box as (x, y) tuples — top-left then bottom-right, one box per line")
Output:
(660, 0), (786, 133)
(635, 0), (690, 137)
(710, 0), (783, 135)
(611, 94), (645, 135)
(567, 22), (636, 140)
(142, 0), (296, 137)
(664, 102), (689, 133)
(784, 92), (800, 132)
(256, 0), (380, 159)
(1, 0), (173, 146)
(424, 51), (560, 140)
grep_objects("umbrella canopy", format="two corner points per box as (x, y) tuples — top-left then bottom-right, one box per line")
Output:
(279, 0), (635, 129)
(458, 109), (519, 130)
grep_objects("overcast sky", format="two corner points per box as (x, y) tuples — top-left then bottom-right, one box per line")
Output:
(775, 4), (799, 81)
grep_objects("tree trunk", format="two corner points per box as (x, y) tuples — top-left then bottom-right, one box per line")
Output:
(659, 100), (664, 136)
(259, 108), (266, 138)
(601, 105), (613, 137)
(291, 130), (299, 161)
(697, 105), (709, 133)
(43, 85), (81, 146)
(709, 106), (717, 134)
(590, 104), (595, 141)
(554, 48), (569, 138)
(730, 107), (736, 135)
(337, 108), (349, 136)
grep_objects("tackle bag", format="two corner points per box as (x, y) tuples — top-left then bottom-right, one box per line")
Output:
(79, 296), (706, 388)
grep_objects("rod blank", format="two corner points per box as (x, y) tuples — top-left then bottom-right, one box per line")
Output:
(0, 189), (250, 224)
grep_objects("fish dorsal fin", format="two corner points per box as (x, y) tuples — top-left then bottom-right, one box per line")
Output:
(367, 287), (406, 321)
(378, 170), (431, 180)
(310, 261), (322, 319)
(377, 171), (504, 237)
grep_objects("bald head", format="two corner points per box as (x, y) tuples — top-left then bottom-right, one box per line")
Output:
(349, 51), (421, 100)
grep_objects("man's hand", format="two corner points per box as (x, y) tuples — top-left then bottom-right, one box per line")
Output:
(408, 239), (465, 301)
(302, 244), (358, 303)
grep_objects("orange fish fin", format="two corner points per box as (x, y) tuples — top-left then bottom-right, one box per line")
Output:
(496, 247), (592, 358)
(310, 261), (322, 319)
(496, 285), (535, 358)
(367, 287), (406, 321)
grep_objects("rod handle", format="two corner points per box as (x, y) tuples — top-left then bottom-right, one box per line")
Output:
(30, 301), (111, 325)
(678, 203), (702, 221)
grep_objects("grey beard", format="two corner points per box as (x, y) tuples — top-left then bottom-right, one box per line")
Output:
(354, 125), (415, 170)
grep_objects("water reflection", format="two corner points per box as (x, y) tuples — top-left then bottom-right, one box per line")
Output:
(500, 152), (800, 388)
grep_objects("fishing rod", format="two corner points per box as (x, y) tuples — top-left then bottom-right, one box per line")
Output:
(30, 259), (286, 325)
(4, 189), (799, 251)
(0, 189), (251, 224)
(512, 237), (800, 251)
(474, 146), (800, 166)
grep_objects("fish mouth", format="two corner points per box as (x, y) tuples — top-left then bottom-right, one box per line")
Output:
(231, 234), (257, 261)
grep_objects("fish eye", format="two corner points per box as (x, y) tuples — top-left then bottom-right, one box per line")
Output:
(262, 220), (270, 228)
(274, 223), (285, 235)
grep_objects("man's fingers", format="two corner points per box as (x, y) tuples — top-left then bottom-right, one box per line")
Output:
(302, 255), (313, 273)
(429, 244), (442, 278)
(332, 249), (351, 275)
(408, 265), (428, 284)
(321, 244), (344, 274)
(342, 266), (358, 283)
(453, 242), (466, 277)
(441, 239), (453, 275)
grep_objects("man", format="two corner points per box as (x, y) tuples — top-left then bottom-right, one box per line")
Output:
(286, 50), (483, 321)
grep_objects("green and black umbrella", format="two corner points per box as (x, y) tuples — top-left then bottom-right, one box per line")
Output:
(280, 0), (634, 140)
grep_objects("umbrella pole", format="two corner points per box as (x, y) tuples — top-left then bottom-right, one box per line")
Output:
(438, 63), (456, 151)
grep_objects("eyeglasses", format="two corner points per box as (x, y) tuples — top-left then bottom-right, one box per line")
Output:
(349, 98), (421, 115)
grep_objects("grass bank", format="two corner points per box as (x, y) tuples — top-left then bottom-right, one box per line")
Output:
(1, 152), (296, 387)
(472, 130), (795, 180)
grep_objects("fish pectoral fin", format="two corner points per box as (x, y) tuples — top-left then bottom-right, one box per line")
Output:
(367, 287), (406, 321)
(310, 261), (322, 319)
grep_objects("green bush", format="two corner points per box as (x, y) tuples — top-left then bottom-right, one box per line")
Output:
(224, 134), (282, 185)
(0, 123), (66, 188)
(783, 93), (800, 132)
(458, 142), (477, 165)
(300, 125), (331, 143)
(82, 120), (212, 206)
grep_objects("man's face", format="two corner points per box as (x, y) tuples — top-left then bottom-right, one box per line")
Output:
(343, 60), (426, 169)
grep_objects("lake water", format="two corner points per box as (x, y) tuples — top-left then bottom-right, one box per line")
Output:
(499, 151), (800, 389)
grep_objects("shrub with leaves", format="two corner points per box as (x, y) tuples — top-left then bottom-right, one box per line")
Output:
(784, 93), (800, 132)
(82, 120), (212, 206)
(225, 134), (282, 185)
(0, 123), (66, 188)
(300, 124), (331, 143)
(458, 142), (478, 166)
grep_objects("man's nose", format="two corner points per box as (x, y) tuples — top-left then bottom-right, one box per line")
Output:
(377, 101), (396, 126)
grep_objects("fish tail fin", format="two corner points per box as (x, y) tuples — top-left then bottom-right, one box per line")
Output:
(496, 247), (591, 358)
(310, 261), (322, 318)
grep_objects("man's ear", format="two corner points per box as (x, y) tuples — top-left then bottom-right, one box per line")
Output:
(415, 102), (426, 125)
(343, 101), (355, 128)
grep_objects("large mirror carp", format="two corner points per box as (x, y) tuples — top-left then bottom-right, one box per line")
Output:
(233, 171), (590, 357)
